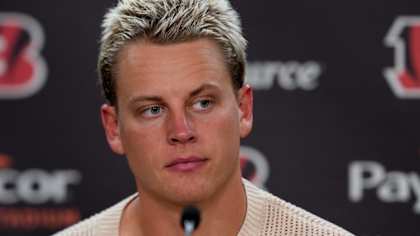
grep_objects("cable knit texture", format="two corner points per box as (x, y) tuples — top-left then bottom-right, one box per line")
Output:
(53, 179), (354, 236)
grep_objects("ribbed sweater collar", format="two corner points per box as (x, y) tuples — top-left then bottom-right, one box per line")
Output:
(95, 178), (262, 236)
(238, 178), (266, 236)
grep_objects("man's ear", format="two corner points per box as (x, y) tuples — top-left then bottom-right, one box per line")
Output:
(238, 84), (253, 138)
(100, 104), (125, 155)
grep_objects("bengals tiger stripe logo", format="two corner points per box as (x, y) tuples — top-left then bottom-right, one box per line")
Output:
(384, 16), (420, 99)
(240, 146), (269, 189)
(0, 13), (47, 99)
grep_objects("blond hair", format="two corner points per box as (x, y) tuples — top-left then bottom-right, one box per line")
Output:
(98, 0), (247, 105)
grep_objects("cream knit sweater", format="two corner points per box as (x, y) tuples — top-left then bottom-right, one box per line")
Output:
(53, 179), (354, 236)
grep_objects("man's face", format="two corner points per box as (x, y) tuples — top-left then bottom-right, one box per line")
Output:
(101, 38), (253, 204)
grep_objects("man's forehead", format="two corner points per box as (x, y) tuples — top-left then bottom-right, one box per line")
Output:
(115, 38), (232, 99)
(118, 37), (225, 65)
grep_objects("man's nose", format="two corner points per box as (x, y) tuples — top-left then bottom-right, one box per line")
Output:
(167, 111), (196, 145)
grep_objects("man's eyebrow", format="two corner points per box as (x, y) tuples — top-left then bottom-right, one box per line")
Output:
(128, 83), (221, 105)
(190, 83), (221, 97)
(128, 95), (163, 105)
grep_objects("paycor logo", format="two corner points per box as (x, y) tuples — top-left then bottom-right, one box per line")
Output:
(348, 161), (420, 214)
(0, 169), (81, 204)
(246, 61), (323, 91)
(0, 153), (82, 230)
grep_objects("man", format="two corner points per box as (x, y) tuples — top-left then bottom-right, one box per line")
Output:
(55, 0), (354, 235)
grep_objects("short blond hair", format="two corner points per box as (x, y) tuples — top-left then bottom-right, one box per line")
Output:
(98, 0), (247, 105)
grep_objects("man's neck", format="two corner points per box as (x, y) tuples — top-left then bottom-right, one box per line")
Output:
(120, 172), (247, 236)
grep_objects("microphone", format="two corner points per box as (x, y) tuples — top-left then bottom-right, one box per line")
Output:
(180, 205), (201, 236)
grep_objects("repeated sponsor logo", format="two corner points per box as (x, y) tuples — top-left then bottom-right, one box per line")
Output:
(0, 12), (47, 99)
(239, 146), (270, 189)
(0, 153), (81, 230)
(245, 61), (323, 91)
(348, 160), (420, 214)
(384, 16), (420, 99)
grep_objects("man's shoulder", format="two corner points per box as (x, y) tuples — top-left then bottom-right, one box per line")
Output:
(52, 194), (137, 236)
(52, 210), (103, 236)
(242, 179), (354, 236)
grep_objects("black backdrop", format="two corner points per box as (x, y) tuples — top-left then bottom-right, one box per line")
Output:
(0, 0), (419, 235)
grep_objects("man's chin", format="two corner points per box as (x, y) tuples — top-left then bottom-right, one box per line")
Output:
(163, 181), (215, 205)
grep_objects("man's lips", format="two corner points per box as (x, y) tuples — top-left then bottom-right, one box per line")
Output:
(165, 157), (208, 172)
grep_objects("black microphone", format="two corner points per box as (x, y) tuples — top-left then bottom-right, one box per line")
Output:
(180, 205), (201, 236)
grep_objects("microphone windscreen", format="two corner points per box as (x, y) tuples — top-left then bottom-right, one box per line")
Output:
(180, 205), (201, 230)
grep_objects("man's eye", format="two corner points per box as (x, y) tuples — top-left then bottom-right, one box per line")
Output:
(142, 105), (164, 118)
(192, 99), (213, 111)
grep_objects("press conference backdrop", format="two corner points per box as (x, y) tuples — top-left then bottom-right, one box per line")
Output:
(0, 0), (419, 235)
